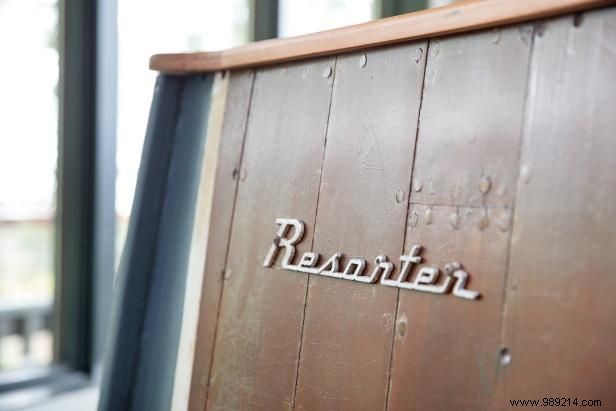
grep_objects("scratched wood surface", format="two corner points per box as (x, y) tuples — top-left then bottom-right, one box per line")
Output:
(410, 26), (532, 207)
(187, 70), (254, 411)
(184, 7), (616, 411)
(206, 58), (335, 410)
(497, 8), (616, 404)
(173, 72), (229, 410)
(387, 26), (532, 411)
(388, 205), (513, 410)
(293, 43), (427, 411)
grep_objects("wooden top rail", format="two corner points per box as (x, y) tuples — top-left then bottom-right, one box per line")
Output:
(150, 0), (614, 74)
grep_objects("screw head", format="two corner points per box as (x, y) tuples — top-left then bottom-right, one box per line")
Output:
(413, 179), (423, 192)
(424, 208), (435, 225)
(395, 189), (405, 204)
(410, 211), (419, 228)
(323, 65), (332, 78)
(359, 53), (367, 68)
(499, 347), (512, 366)
(479, 175), (492, 194)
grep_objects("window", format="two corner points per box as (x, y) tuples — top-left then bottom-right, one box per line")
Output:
(0, 0), (112, 408)
(115, 0), (251, 263)
(0, 0), (58, 373)
(279, 0), (377, 37)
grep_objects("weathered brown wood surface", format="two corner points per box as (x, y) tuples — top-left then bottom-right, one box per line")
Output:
(294, 43), (426, 411)
(183, 6), (616, 411)
(496, 8), (616, 403)
(187, 70), (254, 410)
(206, 58), (335, 410)
(387, 26), (531, 410)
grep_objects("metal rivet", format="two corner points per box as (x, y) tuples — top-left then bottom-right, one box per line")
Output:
(359, 53), (367, 68)
(239, 168), (247, 181)
(450, 212), (460, 230)
(491, 28), (501, 45)
(520, 165), (532, 184)
(410, 211), (419, 227)
(397, 318), (407, 338)
(413, 179), (423, 192)
(499, 347), (512, 366)
(323, 65), (332, 78)
(395, 189), (405, 204)
(223, 269), (232, 280)
(424, 208), (435, 225)
(412, 47), (423, 64)
(301, 67), (311, 79)
(479, 176), (491, 194)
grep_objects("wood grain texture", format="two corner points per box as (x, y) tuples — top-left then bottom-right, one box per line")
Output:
(181, 7), (616, 410)
(206, 58), (335, 410)
(410, 26), (532, 207)
(387, 25), (532, 411)
(173, 72), (229, 411)
(497, 8), (616, 403)
(388, 205), (512, 411)
(293, 43), (427, 411)
(149, 0), (613, 74)
(186, 70), (254, 411)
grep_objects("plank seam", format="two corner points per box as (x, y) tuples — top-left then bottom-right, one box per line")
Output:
(178, 73), (227, 411)
(290, 56), (339, 411)
(383, 40), (431, 411)
(203, 70), (256, 411)
(495, 20), (538, 400)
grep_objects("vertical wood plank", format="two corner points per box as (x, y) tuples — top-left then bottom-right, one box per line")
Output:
(174, 71), (229, 411)
(207, 58), (335, 410)
(498, 8), (616, 403)
(388, 25), (532, 411)
(389, 204), (512, 410)
(294, 43), (427, 411)
(410, 26), (533, 208)
(187, 71), (254, 411)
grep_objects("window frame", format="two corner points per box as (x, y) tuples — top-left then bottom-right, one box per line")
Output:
(0, 0), (117, 408)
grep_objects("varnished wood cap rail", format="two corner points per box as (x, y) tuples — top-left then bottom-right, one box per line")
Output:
(150, 0), (614, 74)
